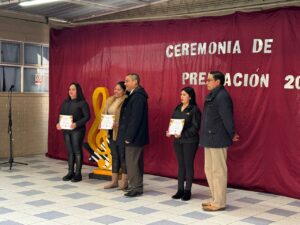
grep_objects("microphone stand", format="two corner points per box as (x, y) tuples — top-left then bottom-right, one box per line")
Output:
(0, 86), (28, 170)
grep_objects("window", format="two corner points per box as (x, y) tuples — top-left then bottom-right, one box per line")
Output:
(24, 68), (48, 92)
(42, 46), (49, 66)
(0, 40), (49, 93)
(1, 41), (20, 64)
(0, 66), (21, 92)
(24, 43), (42, 65)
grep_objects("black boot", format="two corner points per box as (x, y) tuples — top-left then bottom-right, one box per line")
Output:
(63, 155), (74, 181)
(71, 173), (82, 182)
(181, 190), (191, 201)
(172, 190), (184, 199)
(63, 172), (74, 181)
(72, 154), (82, 182)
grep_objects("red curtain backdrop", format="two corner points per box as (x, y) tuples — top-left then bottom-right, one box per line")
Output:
(48, 7), (300, 199)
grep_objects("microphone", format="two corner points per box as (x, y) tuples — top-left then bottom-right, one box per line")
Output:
(9, 85), (14, 91)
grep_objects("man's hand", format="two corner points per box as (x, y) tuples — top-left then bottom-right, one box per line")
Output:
(125, 140), (130, 144)
(232, 133), (240, 142)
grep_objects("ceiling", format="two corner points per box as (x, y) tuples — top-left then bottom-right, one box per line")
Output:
(0, 0), (300, 27)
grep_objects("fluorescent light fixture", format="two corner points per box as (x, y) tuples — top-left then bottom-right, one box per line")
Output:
(19, 0), (62, 7)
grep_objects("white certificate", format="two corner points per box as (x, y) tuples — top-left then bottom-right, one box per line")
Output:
(59, 115), (73, 130)
(168, 119), (185, 135)
(100, 114), (115, 130)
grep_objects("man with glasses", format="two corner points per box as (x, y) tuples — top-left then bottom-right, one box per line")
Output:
(200, 71), (239, 211)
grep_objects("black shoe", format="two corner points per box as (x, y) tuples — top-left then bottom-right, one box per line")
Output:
(124, 190), (143, 197)
(172, 190), (184, 199)
(123, 186), (131, 192)
(71, 173), (82, 182)
(62, 172), (74, 181)
(181, 190), (191, 201)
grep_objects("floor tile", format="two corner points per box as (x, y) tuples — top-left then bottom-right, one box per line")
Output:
(237, 197), (263, 204)
(26, 199), (55, 207)
(242, 216), (274, 225)
(147, 220), (184, 225)
(18, 190), (44, 196)
(90, 215), (124, 224)
(0, 220), (23, 225)
(160, 200), (188, 207)
(182, 211), (213, 220)
(129, 206), (158, 215)
(12, 181), (35, 187)
(267, 208), (297, 217)
(34, 211), (67, 220)
(288, 201), (300, 207)
(63, 192), (90, 199)
(0, 207), (14, 214)
(75, 203), (104, 210)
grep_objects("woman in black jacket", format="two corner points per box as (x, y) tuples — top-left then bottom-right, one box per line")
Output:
(56, 82), (90, 182)
(167, 87), (201, 201)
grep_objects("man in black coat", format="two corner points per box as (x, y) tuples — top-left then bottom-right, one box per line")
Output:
(200, 71), (239, 211)
(117, 73), (149, 197)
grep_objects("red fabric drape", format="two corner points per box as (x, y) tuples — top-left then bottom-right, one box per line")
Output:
(48, 7), (300, 199)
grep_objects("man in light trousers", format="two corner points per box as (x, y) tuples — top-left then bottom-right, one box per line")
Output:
(200, 71), (239, 211)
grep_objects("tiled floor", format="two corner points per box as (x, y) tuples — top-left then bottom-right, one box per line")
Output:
(0, 155), (299, 225)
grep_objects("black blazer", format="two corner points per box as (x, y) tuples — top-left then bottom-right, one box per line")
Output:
(117, 86), (149, 147)
(59, 99), (90, 132)
(172, 104), (201, 144)
(199, 86), (235, 148)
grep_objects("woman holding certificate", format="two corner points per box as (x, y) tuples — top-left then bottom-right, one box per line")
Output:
(166, 87), (201, 201)
(56, 83), (90, 182)
(100, 81), (127, 189)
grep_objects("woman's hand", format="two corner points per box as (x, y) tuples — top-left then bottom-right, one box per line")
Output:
(166, 130), (171, 137)
(70, 123), (77, 130)
(174, 134), (181, 138)
(56, 123), (61, 130)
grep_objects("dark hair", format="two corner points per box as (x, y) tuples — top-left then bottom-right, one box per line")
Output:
(210, 71), (225, 86)
(117, 81), (126, 91)
(67, 82), (86, 101)
(181, 86), (197, 106)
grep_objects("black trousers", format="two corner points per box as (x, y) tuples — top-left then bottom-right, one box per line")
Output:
(63, 129), (85, 174)
(109, 139), (126, 174)
(173, 141), (198, 191)
(125, 146), (144, 192)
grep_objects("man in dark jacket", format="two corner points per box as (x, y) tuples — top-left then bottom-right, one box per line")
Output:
(117, 73), (149, 197)
(200, 71), (239, 211)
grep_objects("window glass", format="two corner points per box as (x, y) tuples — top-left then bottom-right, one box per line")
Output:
(42, 46), (49, 66)
(1, 41), (20, 64)
(24, 44), (42, 65)
(0, 66), (21, 92)
(24, 68), (48, 92)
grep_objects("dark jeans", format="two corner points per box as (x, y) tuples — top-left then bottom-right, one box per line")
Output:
(63, 129), (85, 174)
(173, 142), (198, 191)
(125, 146), (144, 192)
(109, 139), (126, 174)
